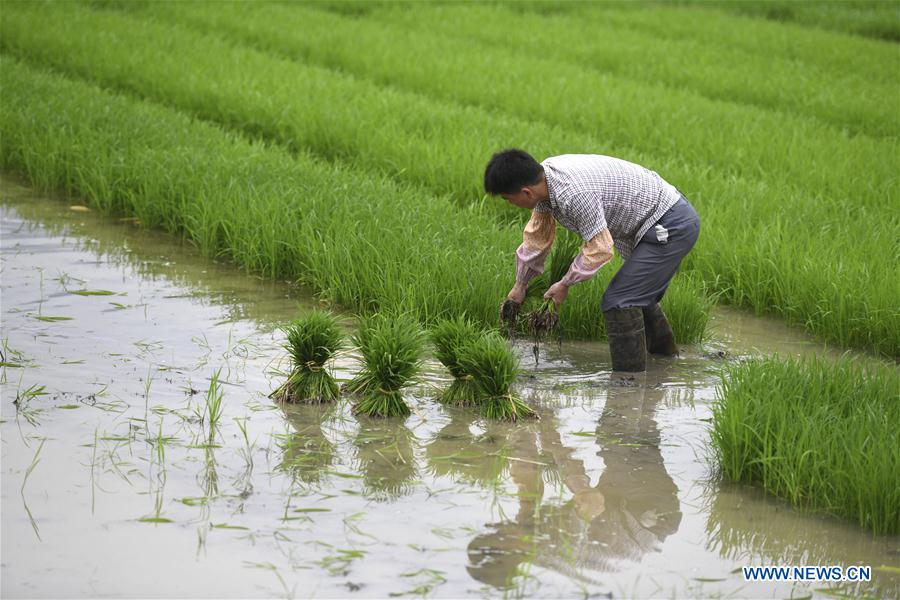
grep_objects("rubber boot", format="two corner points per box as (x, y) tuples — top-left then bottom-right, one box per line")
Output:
(642, 303), (678, 356)
(603, 307), (647, 372)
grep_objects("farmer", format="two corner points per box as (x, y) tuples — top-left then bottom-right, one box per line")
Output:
(485, 149), (700, 372)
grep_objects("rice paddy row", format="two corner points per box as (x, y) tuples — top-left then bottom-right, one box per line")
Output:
(0, 59), (710, 341)
(711, 355), (900, 535)
(3, 1), (894, 356)
(106, 1), (898, 202)
(319, 1), (897, 138)
(439, 0), (900, 82)
(677, 0), (900, 43)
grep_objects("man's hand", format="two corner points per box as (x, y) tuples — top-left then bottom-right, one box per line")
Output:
(507, 282), (527, 304)
(544, 281), (569, 308)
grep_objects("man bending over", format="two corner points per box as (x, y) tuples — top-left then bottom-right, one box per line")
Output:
(484, 149), (700, 372)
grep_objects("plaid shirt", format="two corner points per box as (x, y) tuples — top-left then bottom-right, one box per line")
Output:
(536, 154), (682, 259)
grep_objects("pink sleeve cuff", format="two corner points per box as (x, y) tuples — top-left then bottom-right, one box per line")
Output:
(559, 252), (604, 286)
(515, 243), (550, 285)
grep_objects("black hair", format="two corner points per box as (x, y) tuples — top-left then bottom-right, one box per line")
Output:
(483, 148), (543, 195)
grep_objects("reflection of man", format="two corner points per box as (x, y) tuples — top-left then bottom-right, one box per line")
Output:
(467, 384), (682, 588)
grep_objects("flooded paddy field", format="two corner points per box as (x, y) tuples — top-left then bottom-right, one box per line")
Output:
(2, 177), (898, 598)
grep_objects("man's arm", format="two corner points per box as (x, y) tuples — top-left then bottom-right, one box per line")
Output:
(544, 229), (614, 306)
(508, 210), (556, 303)
(561, 229), (614, 286)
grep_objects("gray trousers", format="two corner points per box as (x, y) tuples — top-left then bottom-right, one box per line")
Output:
(601, 197), (700, 311)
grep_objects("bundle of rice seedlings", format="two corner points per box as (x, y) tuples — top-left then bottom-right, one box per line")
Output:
(511, 226), (574, 352)
(349, 313), (425, 418)
(430, 316), (484, 406)
(459, 331), (536, 421)
(270, 311), (345, 404)
(526, 298), (560, 365)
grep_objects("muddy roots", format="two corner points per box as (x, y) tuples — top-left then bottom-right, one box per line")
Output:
(525, 300), (559, 365)
(499, 299), (521, 336)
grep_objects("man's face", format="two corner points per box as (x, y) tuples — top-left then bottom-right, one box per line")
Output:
(501, 187), (540, 210)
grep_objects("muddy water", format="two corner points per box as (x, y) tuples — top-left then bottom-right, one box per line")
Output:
(2, 175), (897, 599)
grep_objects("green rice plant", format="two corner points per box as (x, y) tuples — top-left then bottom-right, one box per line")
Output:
(0, 56), (710, 343)
(458, 332), (536, 421)
(348, 313), (425, 419)
(28, 0), (890, 355)
(13, 1), (899, 356)
(678, 0), (900, 43)
(352, 2), (898, 138)
(270, 311), (345, 404)
(710, 355), (900, 535)
(205, 368), (224, 439)
(102, 0), (897, 214)
(429, 316), (484, 407)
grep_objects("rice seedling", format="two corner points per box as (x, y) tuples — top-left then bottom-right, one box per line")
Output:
(204, 368), (224, 439)
(498, 300), (521, 338)
(270, 311), (345, 404)
(0, 58), (708, 343)
(458, 332), (536, 421)
(6, 2), (898, 357)
(348, 314), (425, 419)
(710, 355), (900, 535)
(353, 2), (897, 137)
(525, 300), (559, 367)
(677, 0), (900, 42)
(48, 0), (891, 356)
(429, 316), (484, 407)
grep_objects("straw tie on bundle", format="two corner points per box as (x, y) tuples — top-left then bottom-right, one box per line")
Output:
(458, 331), (536, 421)
(270, 311), (345, 404)
(348, 313), (425, 419)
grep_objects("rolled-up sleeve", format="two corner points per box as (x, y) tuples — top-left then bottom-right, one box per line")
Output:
(515, 210), (556, 285)
(559, 228), (614, 286)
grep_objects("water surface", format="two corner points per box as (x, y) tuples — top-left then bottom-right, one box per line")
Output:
(2, 175), (896, 598)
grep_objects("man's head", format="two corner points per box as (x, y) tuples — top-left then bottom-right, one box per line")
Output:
(483, 148), (548, 209)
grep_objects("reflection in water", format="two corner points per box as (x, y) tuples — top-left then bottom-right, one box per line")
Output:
(7, 177), (895, 598)
(280, 404), (337, 485)
(467, 382), (682, 589)
(424, 410), (512, 489)
(352, 418), (417, 501)
(706, 482), (900, 597)
(3, 176), (316, 328)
